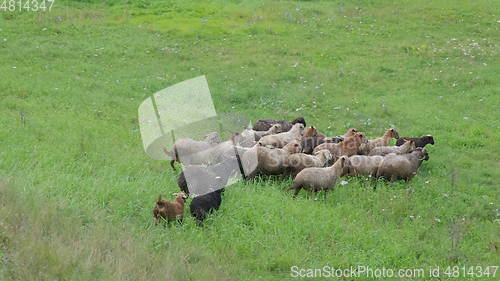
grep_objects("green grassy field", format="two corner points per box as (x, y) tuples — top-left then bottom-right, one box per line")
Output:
(1, 0), (499, 280)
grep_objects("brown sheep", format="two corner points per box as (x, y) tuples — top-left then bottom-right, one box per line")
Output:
(368, 140), (416, 156)
(288, 149), (333, 175)
(376, 148), (429, 181)
(341, 128), (358, 138)
(359, 128), (399, 155)
(396, 135), (434, 148)
(258, 123), (304, 148)
(153, 193), (188, 225)
(287, 156), (349, 197)
(253, 117), (306, 132)
(312, 132), (368, 160)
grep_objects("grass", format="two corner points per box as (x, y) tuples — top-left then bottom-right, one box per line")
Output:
(1, 0), (499, 280)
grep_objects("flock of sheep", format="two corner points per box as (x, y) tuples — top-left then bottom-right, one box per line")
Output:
(153, 117), (434, 225)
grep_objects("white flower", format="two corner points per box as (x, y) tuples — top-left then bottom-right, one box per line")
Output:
(340, 181), (348, 185)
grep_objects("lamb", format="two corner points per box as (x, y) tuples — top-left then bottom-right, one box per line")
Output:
(253, 117), (306, 132)
(190, 188), (224, 225)
(376, 148), (429, 181)
(247, 124), (283, 141)
(359, 128), (399, 155)
(368, 140), (416, 156)
(153, 193), (188, 225)
(258, 123), (304, 148)
(345, 155), (384, 177)
(312, 132), (368, 160)
(288, 149), (333, 175)
(396, 135), (434, 148)
(177, 156), (241, 195)
(287, 156), (348, 197)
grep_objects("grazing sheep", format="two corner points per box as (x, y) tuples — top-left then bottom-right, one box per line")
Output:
(258, 123), (305, 148)
(164, 132), (220, 170)
(153, 193), (188, 225)
(190, 188), (224, 225)
(359, 128), (400, 155)
(312, 132), (368, 160)
(248, 124), (283, 141)
(376, 148), (429, 181)
(177, 157), (241, 195)
(396, 135), (434, 148)
(368, 140), (416, 156)
(287, 156), (349, 197)
(253, 117), (306, 132)
(288, 149), (333, 175)
(345, 155), (384, 177)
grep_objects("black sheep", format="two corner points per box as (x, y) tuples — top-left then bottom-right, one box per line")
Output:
(252, 117), (306, 132)
(190, 188), (224, 225)
(396, 135), (434, 148)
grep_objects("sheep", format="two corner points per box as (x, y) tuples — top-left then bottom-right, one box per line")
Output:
(345, 155), (384, 177)
(247, 124), (283, 141)
(341, 128), (358, 138)
(288, 149), (333, 175)
(258, 123), (304, 148)
(303, 126), (326, 138)
(153, 193), (188, 225)
(164, 132), (220, 170)
(312, 132), (368, 160)
(177, 156), (241, 195)
(190, 188), (224, 225)
(396, 135), (434, 148)
(359, 128), (399, 155)
(376, 148), (429, 181)
(287, 156), (349, 197)
(253, 117), (306, 132)
(302, 136), (343, 154)
(368, 140), (416, 156)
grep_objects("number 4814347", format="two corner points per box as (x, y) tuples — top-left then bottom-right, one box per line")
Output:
(0, 0), (55, 12)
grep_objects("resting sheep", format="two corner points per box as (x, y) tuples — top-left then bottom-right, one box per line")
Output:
(376, 148), (429, 181)
(368, 140), (416, 156)
(396, 135), (434, 148)
(287, 156), (348, 197)
(258, 123), (304, 148)
(153, 193), (187, 225)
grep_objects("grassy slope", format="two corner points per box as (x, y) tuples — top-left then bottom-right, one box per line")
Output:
(1, 0), (499, 280)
